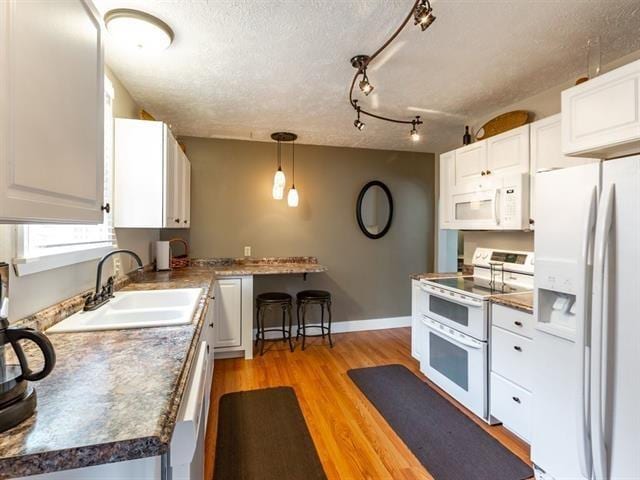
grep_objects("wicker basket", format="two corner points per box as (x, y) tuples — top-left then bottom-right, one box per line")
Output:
(169, 238), (190, 269)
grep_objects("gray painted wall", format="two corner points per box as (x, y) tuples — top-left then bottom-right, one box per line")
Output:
(165, 137), (436, 323)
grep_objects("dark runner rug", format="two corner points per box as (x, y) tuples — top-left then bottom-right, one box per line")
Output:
(214, 386), (326, 480)
(348, 364), (533, 480)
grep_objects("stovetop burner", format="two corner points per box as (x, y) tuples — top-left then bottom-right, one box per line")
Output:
(426, 277), (531, 298)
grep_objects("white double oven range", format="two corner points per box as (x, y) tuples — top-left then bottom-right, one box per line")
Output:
(415, 248), (534, 421)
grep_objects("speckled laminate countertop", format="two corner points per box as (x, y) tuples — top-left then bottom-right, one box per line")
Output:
(410, 272), (471, 281)
(192, 256), (328, 276)
(489, 292), (534, 314)
(0, 268), (216, 479)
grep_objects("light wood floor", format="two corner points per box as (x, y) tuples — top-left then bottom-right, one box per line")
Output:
(204, 327), (531, 479)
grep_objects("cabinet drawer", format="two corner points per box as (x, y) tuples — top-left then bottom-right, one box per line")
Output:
(492, 304), (534, 339)
(491, 326), (533, 391)
(490, 372), (532, 442)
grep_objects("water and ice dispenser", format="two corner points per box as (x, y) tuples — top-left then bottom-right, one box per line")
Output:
(537, 289), (577, 338)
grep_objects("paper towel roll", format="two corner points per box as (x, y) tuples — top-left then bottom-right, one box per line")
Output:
(156, 241), (170, 271)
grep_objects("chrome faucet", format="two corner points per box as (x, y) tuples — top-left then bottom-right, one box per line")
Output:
(84, 249), (143, 311)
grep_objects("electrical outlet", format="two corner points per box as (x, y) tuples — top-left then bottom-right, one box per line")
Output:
(244, 246), (251, 257)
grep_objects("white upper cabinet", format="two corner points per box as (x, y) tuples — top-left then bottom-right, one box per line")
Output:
(562, 59), (640, 159)
(181, 151), (191, 228)
(529, 114), (596, 227)
(0, 0), (105, 223)
(114, 119), (191, 229)
(454, 142), (487, 185)
(486, 125), (530, 177)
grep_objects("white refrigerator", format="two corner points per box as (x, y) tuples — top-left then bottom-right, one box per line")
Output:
(532, 156), (640, 480)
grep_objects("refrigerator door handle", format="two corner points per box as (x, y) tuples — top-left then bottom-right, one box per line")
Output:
(576, 186), (598, 479)
(590, 183), (615, 480)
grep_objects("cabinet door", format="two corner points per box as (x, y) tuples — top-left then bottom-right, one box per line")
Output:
(486, 125), (529, 177)
(163, 128), (181, 228)
(454, 142), (487, 185)
(439, 151), (454, 229)
(114, 119), (164, 228)
(529, 115), (596, 227)
(214, 279), (242, 348)
(0, 0), (104, 223)
(181, 152), (191, 228)
(562, 59), (640, 159)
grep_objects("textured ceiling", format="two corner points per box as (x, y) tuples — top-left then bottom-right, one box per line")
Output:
(94, 0), (640, 153)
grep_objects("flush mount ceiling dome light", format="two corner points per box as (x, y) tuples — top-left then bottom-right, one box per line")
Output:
(348, 0), (435, 140)
(104, 9), (174, 51)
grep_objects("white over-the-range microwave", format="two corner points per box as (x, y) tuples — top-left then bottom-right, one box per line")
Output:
(446, 173), (529, 230)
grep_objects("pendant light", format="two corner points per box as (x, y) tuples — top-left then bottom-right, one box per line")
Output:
(270, 132), (297, 201)
(287, 140), (299, 208)
(272, 139), (285, 200)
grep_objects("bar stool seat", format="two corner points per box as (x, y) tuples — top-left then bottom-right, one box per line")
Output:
(296, 290), (333, 350)
(256, 292), (294, 355)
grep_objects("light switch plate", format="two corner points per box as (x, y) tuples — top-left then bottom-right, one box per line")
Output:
(244, 246), (251, 257)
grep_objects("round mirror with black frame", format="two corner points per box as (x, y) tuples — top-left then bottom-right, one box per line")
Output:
(356, 181), (393, 239)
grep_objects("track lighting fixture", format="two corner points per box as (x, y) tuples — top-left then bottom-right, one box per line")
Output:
(359, 69), (374, 96)
(348, 0), (433, 139)
(410, 117), (421, 141)
(414, 0), (436, 31)
(353, 102), (366, 131)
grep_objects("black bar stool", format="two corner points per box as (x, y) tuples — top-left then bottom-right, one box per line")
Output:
(255, 292), (294, 355)
(296, 290), (333, 350)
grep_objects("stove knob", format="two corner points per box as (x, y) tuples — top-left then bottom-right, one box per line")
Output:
(482, 253), (489, 259)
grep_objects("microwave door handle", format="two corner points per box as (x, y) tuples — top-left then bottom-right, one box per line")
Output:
(494, 189), (500, 226)
(590, 183), (614, 480)
(422, 318), (482, 349)
(576, 186), (598, 479)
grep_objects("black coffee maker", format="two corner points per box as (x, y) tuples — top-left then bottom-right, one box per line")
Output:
(0, 263), (56, 433)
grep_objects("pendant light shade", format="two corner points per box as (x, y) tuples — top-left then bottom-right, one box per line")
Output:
(287, 186), (299, 207)
(273, 167), (286, 188)
(272, 183), (284, 200)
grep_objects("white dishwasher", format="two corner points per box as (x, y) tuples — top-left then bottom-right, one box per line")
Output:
(170, 340), (208, 480)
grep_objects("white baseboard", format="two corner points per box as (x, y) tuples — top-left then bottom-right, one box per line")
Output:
(252, 316), (411, 338)
(330, 316), (411, 333)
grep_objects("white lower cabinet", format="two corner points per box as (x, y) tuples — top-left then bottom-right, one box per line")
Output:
(410, 280), (428, 360)
(490, 372), (532, 442)
(490, 304), (534, 442)
(213, 276), (254, 359)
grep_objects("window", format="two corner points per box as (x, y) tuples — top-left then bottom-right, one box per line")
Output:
(14, 77), (116, 275)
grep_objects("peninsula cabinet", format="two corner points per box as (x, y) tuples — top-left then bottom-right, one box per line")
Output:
(562, 58), (640, 159)
(213, 277), (254, 360)
(114, 119), (191, 228)
(0, 0), (105, 223)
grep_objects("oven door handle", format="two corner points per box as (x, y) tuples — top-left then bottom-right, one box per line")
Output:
(419, 284), (481, 308)
(422, 317), (482, 349)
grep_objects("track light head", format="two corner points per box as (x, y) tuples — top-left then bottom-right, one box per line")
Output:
(410, 117), (421, 141)
(354, 104), (366, 131)
(414, 1), (436, 31)
(359, 70), (374, 96)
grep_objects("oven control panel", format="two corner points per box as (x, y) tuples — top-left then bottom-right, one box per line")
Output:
(473, 248), (534, 275)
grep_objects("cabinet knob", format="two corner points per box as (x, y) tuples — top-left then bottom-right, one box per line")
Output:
(514, 321), (523, 327)
(481, 171), (486, 176)
(514, 345), (522, 352)
(529, 218), (535, 225)
(512, 396), (521, 404)
(486, 170), (491, 175)
(174, 218), (180, 223)
(101, 203), (110, 213)
(184, 220), (188, 224)
(209, 322), (214, 328)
